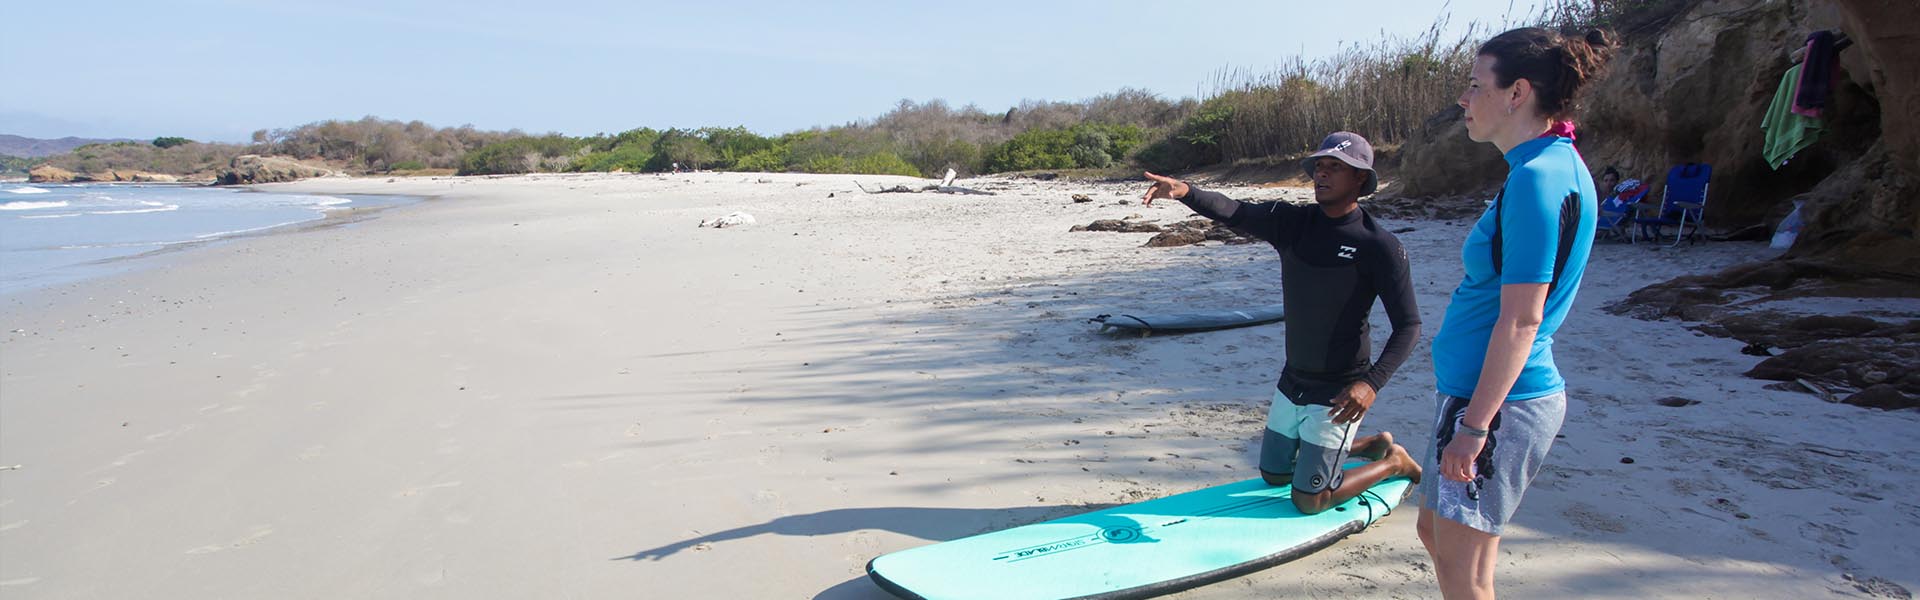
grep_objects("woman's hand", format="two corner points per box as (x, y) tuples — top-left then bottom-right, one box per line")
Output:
(1440, 431), (1487, 482)
(1141, 172), (1189, 207)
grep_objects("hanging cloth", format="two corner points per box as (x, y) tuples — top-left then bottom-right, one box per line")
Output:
(1765, 64), (1827, 169)
(1793, 31), (1840, 118)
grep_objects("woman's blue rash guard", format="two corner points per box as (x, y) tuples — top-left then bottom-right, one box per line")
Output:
(1432, 135), (1598, 401)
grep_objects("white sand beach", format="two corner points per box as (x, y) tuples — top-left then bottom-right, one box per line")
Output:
(1, 172), (1915, 599)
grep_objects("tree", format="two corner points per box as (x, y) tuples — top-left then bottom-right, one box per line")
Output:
(661, 135), (717, 170)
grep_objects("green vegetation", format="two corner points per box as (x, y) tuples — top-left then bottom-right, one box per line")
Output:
(457, 134), (589, 175)
(48, 140), (243, 176)
(982, 124), (1144, 171)
(1, 154), (32, 176)
(27, 10), (1583, 181)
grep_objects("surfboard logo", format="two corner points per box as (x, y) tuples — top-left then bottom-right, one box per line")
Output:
(1100, 527), (1142, 542)
(999, 537), (1093, 561)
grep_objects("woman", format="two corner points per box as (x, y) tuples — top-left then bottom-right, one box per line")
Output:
(1417, 27), (1615, 599)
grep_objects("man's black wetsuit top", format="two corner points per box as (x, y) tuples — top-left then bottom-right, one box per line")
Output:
(1177, 187), (1421, 405)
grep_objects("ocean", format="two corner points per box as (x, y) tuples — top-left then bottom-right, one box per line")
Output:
(0, 182), (417, 294)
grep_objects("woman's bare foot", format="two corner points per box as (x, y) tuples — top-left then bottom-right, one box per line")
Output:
(1385, 443), (1423, 484)
(1352, 431), (1395, 461)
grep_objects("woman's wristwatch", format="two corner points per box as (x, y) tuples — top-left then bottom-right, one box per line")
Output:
(1456, 419), (1490, 438)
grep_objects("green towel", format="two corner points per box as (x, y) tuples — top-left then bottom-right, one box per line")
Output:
(1763, 64), (1825, 169)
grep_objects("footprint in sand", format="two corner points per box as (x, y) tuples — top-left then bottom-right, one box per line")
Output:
(81, 450), (149, 477)
(751, 489), (791, 515)
(1799, 522), (1855, 549)
(145, 424), (198, 442)
(394, 481), (463, 498)
(1561, 502), (1628, 534)
(843, 530), (880, 563)
(185, 525), (274, 555)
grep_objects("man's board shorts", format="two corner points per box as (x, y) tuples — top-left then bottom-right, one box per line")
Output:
(1259, 389), (1359, 494)
(1416, 391), (1567, 535)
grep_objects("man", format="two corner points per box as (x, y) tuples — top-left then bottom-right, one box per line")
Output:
(1143, 131), (1423, 514)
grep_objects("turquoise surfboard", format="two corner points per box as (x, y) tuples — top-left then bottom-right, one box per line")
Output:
(867, 473), (1411, 600)
(1088, 304), (1286, 337)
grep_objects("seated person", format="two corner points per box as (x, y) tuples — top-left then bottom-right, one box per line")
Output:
(1596, 167), (1649, 235)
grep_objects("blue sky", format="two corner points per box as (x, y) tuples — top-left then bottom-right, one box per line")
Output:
(5, 0), (1542, 142)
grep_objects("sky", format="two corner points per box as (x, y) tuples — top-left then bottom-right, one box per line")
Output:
(4, 0), (1544, 143)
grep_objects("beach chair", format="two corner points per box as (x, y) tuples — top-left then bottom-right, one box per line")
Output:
(1634, 163), (1711, 246)
(1597, 179), (1649, 242)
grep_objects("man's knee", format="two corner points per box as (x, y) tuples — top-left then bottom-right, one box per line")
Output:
(1290, 490), (1334, 515)
(1260, 469), (1292, 487)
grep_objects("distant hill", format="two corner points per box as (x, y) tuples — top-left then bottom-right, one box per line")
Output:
(0, 134), (140, 158)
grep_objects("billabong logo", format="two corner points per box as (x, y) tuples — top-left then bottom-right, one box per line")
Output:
(1338, 245), (1357, 259)
(1332, 140), (1352, 152)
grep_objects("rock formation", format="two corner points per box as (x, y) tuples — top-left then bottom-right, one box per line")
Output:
(1387, 0), (1920, 408)
(214, 155), (334, 185)
(27, 164), (75, 183)
(1387, 0), (1916, 270)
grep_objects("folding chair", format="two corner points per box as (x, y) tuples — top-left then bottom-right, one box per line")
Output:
(1598, 179), (1649, 242)
(1634, 163), (1711, 246)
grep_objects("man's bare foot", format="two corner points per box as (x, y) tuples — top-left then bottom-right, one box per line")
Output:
(1352, 431), (1395, 461)
(1385, 443), (1423, 484)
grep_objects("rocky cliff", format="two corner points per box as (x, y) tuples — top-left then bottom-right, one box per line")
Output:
(1391, 0), (1915, 265)
(1388, 0), (1920, 408)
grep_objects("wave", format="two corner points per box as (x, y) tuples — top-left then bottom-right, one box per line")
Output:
(89, 205), (180, 215)
(5, 187), (51, 195)
(0, 201), (70, 211)
(192, 218), (315, 239)
(21, 213), (84, 219)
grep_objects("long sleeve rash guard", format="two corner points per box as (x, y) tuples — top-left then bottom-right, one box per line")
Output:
(1178, 187), (1422, 403)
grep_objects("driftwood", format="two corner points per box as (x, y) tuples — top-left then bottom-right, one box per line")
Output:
(853, 180), (996, 196)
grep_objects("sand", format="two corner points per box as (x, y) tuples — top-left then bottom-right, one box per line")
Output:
(1, 171), (1915, 599)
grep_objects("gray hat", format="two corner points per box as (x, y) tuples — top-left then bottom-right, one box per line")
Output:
(1301, 131), (1377, 196)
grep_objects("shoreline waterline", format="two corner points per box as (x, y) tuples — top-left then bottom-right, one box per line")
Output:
(0, 182), (428, 295)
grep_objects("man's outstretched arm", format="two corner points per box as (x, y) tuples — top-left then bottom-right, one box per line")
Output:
(1142, 171), (1289, 241)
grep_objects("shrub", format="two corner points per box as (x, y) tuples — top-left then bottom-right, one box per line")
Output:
(803, 154), (851, 174)
(732, 146), (792, 172)
(457, 135), (584, 175)
(152, 136), (193, 149)
(903, 136), (982, 177)
(1069, 146), (1112, 169)
(701, 126), (774, 169)
(1134, 101), (1232, 172)
(983, 128), (1076, 172)
(847, 152), (922, 176)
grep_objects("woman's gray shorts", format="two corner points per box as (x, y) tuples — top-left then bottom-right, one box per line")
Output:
(1416, 390), (1566, 535)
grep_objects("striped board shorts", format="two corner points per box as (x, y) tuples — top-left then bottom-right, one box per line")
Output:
(1415, 391), (1566, 535)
